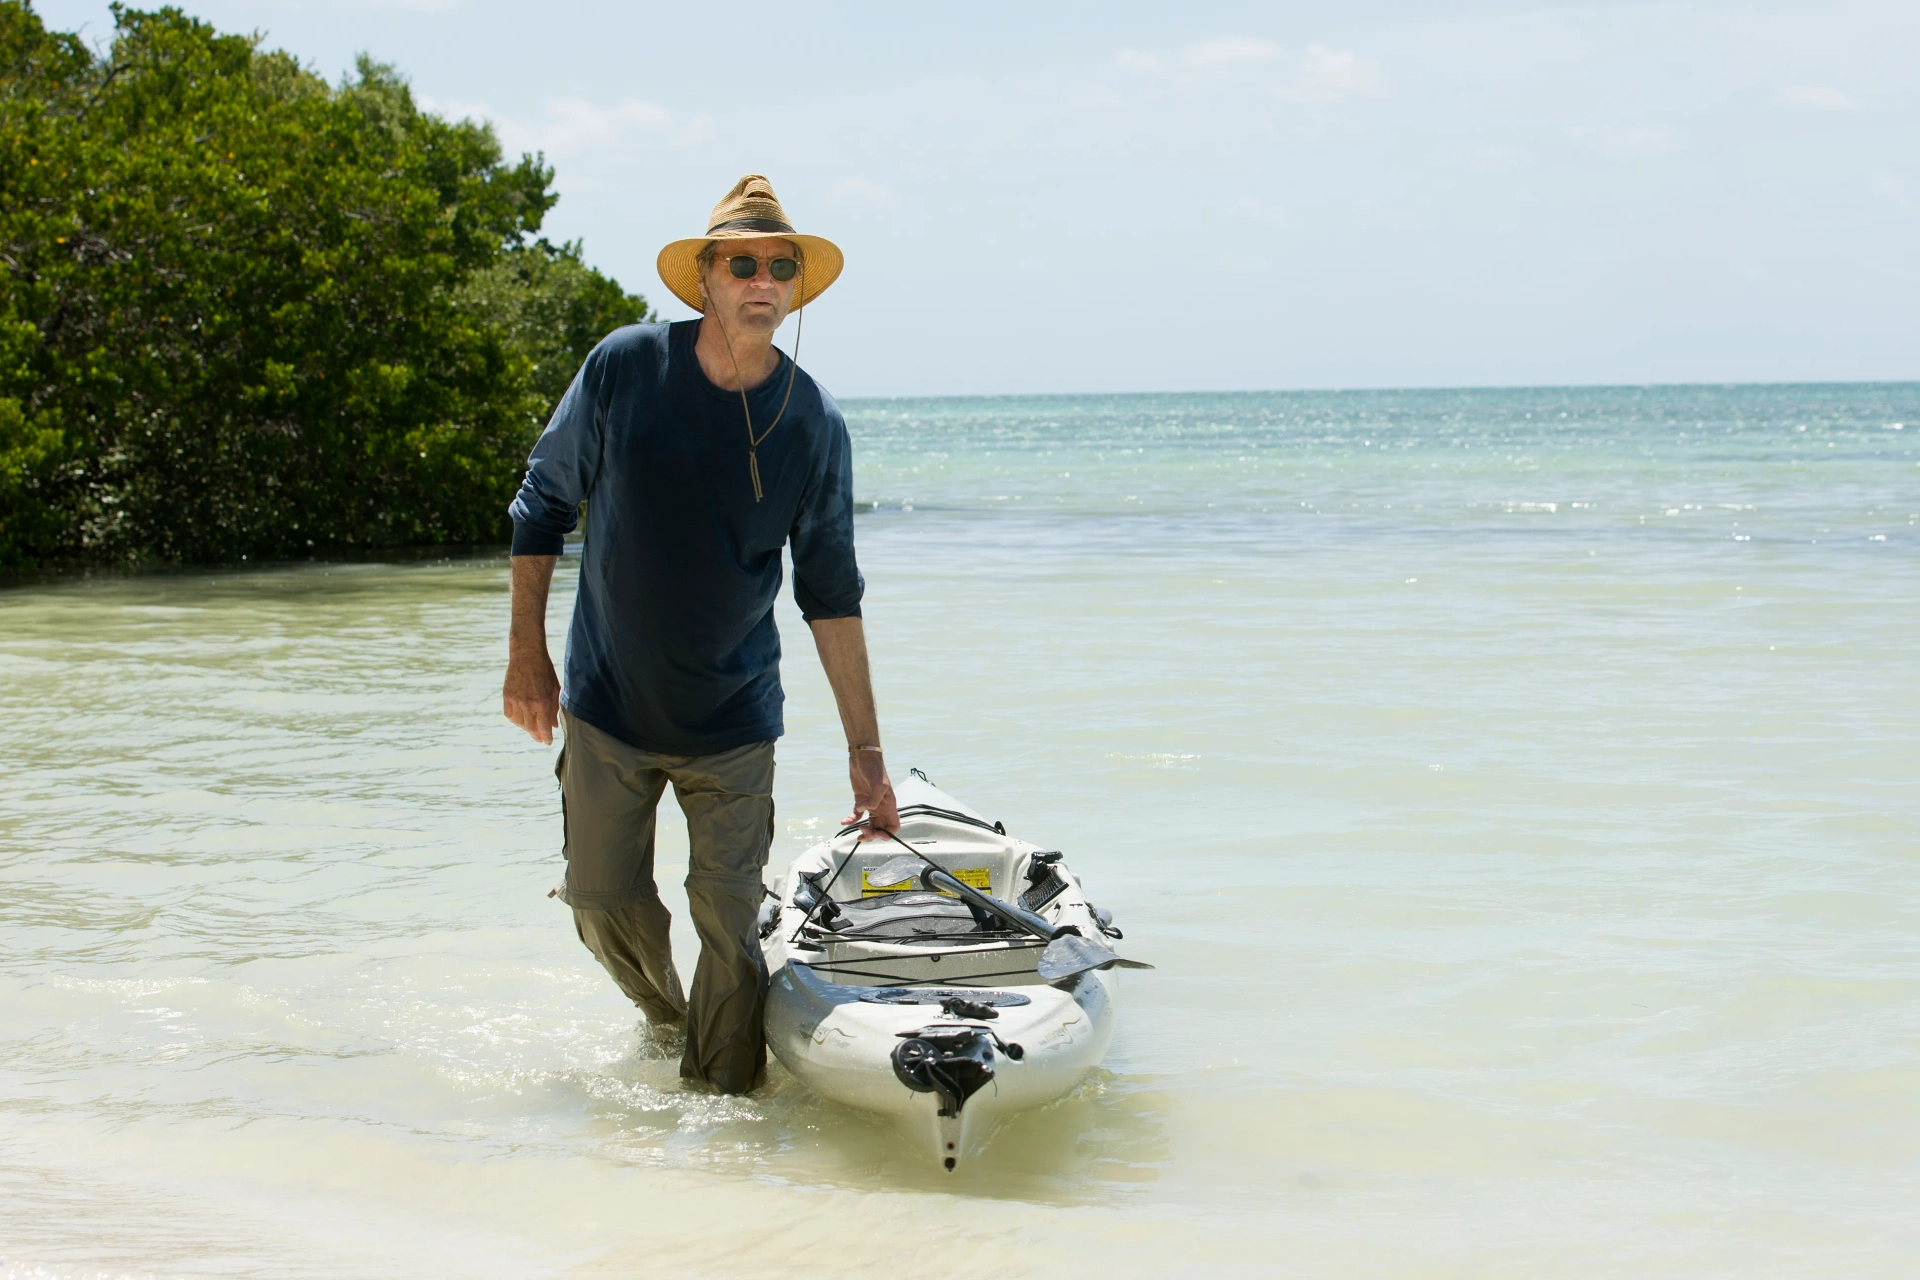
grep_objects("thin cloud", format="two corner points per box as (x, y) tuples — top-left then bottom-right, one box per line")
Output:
(1182, 37), (1281, 69)
(1783, 85), (1864, 111)
(421, 94), (689, 158)
(534, 98), (675, 155)
(1277, 44), (1386, 103)
(1567, 124), (1680, 159)
(1447, 144), (1530, 168)
(420, 96), (494, 127)
(1149, 38), (1383, 103)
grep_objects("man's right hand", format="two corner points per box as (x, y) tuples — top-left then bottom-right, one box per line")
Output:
(505, 553), (562, 744)
(503, 650), (561, 744)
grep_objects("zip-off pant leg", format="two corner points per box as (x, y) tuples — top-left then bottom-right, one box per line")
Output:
(669, 740), (776, 1094)
(555, 711), (687, 1025)
(554, 710), (774, 1093)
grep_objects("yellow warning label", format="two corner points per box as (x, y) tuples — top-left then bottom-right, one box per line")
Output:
(861, 866), (991, 897)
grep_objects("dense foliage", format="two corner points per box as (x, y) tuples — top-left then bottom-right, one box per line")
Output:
(0, 3), (650, 568)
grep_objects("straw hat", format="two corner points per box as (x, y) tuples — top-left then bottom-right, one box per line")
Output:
(656, 175), (843, 314)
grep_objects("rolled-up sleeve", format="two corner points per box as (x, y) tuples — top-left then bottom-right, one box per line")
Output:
(508, 347), (607, 556)
(789, 410), (863, 621)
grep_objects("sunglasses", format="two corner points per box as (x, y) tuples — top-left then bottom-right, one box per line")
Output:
(726, 254), (800, 281)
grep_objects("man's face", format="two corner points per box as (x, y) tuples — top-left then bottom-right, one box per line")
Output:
(700, 237), (800, 335)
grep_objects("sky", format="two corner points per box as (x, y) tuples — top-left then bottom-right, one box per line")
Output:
(36, 0), (1920, 396)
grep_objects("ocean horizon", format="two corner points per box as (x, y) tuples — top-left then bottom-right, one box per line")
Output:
(848, 375), (1919, 398)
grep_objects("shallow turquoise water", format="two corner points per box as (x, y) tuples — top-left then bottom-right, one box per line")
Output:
(2, 383), (1917, 1276)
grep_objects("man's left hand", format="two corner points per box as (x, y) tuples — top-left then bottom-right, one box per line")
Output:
(844, 751), (900, 840)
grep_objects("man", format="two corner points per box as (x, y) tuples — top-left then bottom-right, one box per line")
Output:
(501, 175), (899, 1095)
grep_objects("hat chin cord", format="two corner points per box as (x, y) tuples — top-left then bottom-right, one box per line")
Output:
(705, 260), (804, 502)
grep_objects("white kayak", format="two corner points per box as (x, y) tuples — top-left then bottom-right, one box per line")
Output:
(760, 771), (1146, 1170)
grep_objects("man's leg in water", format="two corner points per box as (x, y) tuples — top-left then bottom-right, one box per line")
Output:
(667, 740), (775, 1093)
(556, 709), (688, 1025)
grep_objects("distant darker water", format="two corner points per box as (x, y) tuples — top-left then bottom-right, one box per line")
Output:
(843, 380), (1917, 533)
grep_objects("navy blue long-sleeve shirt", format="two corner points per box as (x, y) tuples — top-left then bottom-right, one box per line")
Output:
(508, 320), (863, 755)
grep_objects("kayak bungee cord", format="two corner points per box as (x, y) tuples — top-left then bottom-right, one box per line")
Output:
(787, 818), (1151, 984)
(800, 964), (1049, 988)
(786, 837), (856, 946)
(868, 830), (1153, 984)
(784, 813), (907, 949)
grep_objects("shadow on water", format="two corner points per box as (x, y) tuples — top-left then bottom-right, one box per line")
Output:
(574, 1022), (1168, 1206)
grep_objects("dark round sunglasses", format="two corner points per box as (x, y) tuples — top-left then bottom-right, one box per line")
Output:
(727, 254), (799, 282)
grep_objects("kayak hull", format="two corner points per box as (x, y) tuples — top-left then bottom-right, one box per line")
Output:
(766, 958), (1115, 1167)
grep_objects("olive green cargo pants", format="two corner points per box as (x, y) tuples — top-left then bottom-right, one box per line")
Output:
(553, 709), (773, 1094)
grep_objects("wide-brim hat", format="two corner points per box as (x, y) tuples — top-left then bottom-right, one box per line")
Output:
(656, 175), (843, 313)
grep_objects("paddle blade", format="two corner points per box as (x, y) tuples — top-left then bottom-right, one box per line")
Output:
(1038, 933), (1155, 983)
